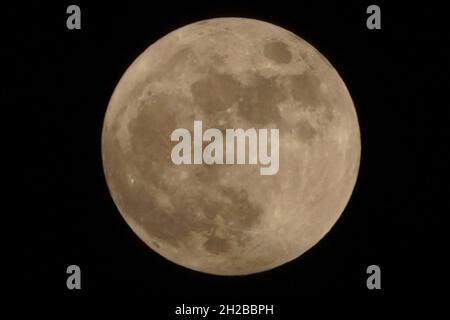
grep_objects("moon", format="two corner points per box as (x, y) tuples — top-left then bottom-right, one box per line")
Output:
(102, 18), (360, 275)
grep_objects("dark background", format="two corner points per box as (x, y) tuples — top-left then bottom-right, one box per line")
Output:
(9, 0), (447, 314)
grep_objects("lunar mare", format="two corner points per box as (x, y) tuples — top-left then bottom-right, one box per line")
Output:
(102, 18), (361, 275)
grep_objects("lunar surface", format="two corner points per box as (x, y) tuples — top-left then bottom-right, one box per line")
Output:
(102, 18), (361, 275)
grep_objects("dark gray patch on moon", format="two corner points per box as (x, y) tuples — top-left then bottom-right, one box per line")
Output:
(290, 73), (322, 107)
(264, 40), (292, 64)
(104, 101), (264, 249)
(216, 186), (262, 228)
(237, 74), (285, 125)
(191, 69), (286, 126)
(191, 70), (241, 114)
(204, 235), (230, 254)
(296, 120), (318, 141)
(128, 94), (175, 173)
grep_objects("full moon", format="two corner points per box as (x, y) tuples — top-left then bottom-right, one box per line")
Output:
(102, 18), (360, 275)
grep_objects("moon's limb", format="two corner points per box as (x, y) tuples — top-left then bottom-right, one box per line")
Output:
(102, 18), (360, 275)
